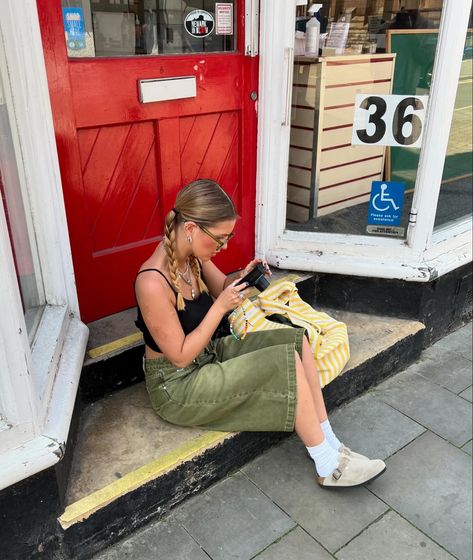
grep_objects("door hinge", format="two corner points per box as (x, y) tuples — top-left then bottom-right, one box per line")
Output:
(245, 0), (259, 57)
(409, 208), (418, 226)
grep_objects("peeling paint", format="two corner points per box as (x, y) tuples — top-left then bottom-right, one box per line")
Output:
(55, 441), (66, 459)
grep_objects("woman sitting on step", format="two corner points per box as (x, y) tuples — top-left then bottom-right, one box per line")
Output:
(135, 179), (386, 488)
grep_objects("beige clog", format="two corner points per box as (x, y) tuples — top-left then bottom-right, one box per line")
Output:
(317, 453), (386, 488)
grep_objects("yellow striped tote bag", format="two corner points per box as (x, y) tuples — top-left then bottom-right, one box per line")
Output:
(229, 280), (350, 388)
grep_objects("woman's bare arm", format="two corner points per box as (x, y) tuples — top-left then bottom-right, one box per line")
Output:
(136, 273), (248, 368)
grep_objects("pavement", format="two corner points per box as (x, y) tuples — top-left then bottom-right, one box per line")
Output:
(94, 323), (472, 560)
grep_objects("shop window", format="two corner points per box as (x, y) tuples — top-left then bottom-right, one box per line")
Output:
(434, 30), (473, 230)
(286, 0), (466, 240)
(0, 85), (44, 340)
(60, 0), (236, 57)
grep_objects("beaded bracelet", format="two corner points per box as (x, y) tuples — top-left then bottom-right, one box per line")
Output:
(229, 308), (249, 341)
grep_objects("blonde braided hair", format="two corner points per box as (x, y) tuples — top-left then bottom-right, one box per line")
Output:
(163, 209), (186, 310)
(163, 179), (238, 310)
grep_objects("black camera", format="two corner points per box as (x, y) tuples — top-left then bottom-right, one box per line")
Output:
(236, 263), (270, 292)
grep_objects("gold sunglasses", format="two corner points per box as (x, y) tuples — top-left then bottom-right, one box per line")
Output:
(198, 224), (235, 249)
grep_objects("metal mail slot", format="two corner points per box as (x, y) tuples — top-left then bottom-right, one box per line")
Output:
(138, 76), (197, 103)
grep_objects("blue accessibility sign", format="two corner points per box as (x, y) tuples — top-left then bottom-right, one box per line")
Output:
(368, 181), (405, 226)
(62, 7), (86, 51)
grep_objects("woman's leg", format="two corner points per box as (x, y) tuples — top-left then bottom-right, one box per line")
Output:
(295, 344), (387, 487)
(300, 337), (329, 423)
(294, 351), (342, 478)
(300, 337), (343, 452)
(293, 351), (324, 446)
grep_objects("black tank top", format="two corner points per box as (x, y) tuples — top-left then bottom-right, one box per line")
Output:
(135, 268), (215, 353)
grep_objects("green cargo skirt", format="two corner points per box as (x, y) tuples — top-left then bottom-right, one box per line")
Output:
(144, 328), (305, 433)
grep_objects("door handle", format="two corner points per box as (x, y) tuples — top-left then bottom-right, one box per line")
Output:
(282, 47), (294, 126)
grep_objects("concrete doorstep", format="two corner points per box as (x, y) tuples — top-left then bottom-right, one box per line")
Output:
(58, 277), (426, 559)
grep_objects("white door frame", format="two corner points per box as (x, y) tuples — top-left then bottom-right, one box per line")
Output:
(0, 0), (88, 490)
(256, 0), (472, 281)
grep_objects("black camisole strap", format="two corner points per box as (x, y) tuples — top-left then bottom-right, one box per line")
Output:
(135, 268), (177, 293)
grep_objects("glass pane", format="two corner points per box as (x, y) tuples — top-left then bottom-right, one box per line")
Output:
(287, 0), (445, 239)
(61, 0), (236, 58)
(434, 29), (473, 230)
(0, 81), (43, 337)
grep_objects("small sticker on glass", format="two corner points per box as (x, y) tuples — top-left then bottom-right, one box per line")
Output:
(184, 10), (215, 38)
(62, 7), (86, 51)
(216, 3), (234, 35)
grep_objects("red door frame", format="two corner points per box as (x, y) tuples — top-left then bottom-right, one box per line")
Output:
(37, 1), (258, 322)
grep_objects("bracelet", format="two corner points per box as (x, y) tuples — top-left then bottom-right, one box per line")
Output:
(229, 308), (248, 341)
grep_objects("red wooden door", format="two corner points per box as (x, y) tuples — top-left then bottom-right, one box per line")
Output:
(37, 1), (258, 322)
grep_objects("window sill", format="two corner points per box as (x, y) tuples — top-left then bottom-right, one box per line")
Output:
(0, 316), (88, 491)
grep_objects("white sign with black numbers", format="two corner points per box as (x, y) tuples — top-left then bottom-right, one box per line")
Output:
(352, 94), (429, 149)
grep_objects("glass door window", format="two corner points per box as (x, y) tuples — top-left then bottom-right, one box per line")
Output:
(61, 0), (236, 57)
(286, 0), (464, 240)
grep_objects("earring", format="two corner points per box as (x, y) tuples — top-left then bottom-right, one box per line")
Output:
(187, 236), (193, 244)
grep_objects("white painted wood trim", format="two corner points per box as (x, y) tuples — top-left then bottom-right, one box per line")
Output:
(256, 0), (472, 280)
(430, 217), (472, 248)
(255, 0), (295, 258)
(0, 0), (89, 486)
(266, 248), (438, 281)
(407, 0), (472, 253)
(0, 318), (88, 491)
(0, 0), (79, 312)
(31, 306), (70, 427)
(0, 169), (37, 442)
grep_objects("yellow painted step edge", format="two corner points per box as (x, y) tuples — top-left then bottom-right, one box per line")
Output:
(87, 332), (144, 360)
(59, 430), (230, 530)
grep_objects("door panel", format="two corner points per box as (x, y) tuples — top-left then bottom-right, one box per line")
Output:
(78, 122), (159, 254)
(37, 0), (257, 322)
(69, 56), (242, 128)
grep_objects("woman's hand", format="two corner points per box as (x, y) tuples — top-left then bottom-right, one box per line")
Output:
(214, 280), (250, 314)
(239, 258), (272, 280)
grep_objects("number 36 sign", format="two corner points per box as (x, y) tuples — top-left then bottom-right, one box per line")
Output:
(352, 94), (429, 149)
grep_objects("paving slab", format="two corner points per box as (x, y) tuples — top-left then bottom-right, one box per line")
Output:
(372, 369), (472, 447)
(412, 348), (472, 394)
(368, 431), (472, 560)
(335, 510), (456, 560)
(432, 324), (473, 361)
(459, 385), (472, 403)
(93, 519), (210, 560)
(462, 440), (472, 456)
(328, 393), (426, 460)
(170, 472), (295, 560)
(242, 437), (388, 554)
(254, 527), (334, 560)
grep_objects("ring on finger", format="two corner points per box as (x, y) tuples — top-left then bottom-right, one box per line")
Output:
(239, 293), (244, 300)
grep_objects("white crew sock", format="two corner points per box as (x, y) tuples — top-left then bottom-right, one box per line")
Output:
(321, 419), (343, 452)
(306, 438), (339, 477)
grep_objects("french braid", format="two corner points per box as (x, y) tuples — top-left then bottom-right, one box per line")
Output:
(163, 209), (185, 311)
(189, 255), (209, 296)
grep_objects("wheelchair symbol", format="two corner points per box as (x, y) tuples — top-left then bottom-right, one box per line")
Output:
(372, 183), (400, 212)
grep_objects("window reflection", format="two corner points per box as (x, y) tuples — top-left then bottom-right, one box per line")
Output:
(434, 32), (473, 229)
(0, 82), (43, 338)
